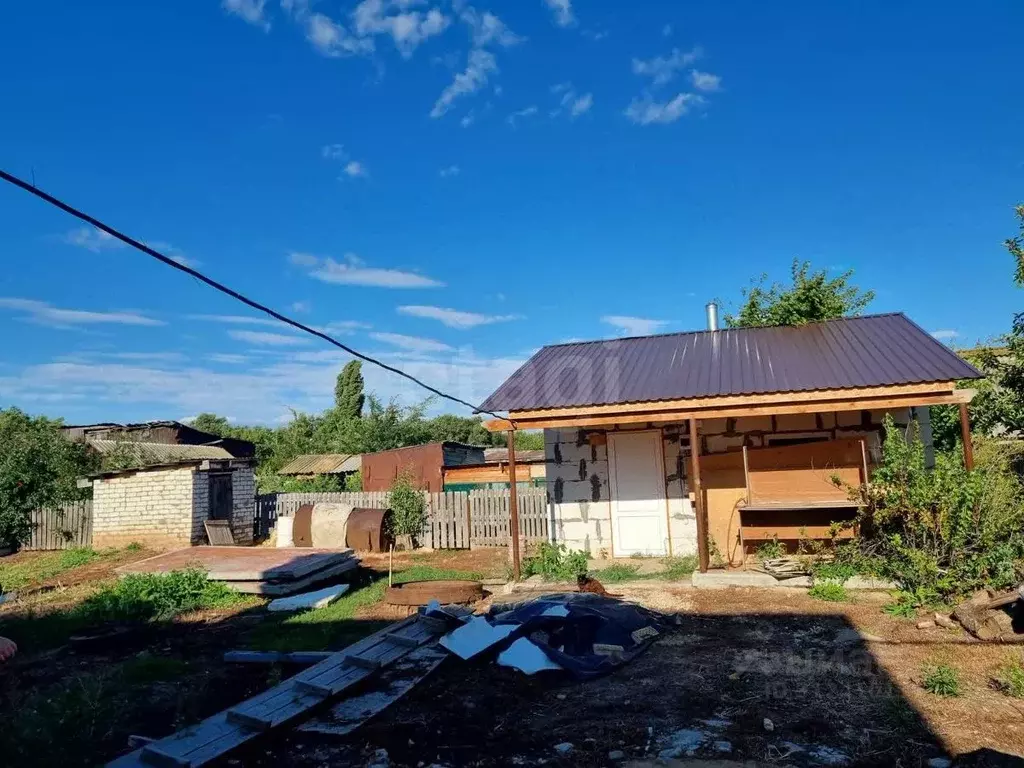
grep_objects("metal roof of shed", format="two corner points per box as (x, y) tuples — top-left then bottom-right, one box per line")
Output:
(479, 313), (982, 412)
(277, 454), (362, 476)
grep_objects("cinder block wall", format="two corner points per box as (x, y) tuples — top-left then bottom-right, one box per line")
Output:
(92, 466), (196, 550)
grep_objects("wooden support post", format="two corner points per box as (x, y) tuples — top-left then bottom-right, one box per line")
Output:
(959, 402), (975, 470)
(689, 418), (710, 573)
(507, 430), (522, 581)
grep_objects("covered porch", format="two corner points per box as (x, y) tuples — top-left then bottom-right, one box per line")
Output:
(487, 381), (975, 575)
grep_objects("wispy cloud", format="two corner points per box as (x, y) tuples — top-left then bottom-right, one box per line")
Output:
(303, 12), (374, 57)
(602, 315), (668, 336)
(569, 92), (593, 117)
(291, 252), (444, 289)
(322, 320), (372, 335)
(208, 353), (250, 364)
(0, 298), (163, 328)
(550, 83), (593, 119)
(459, 7), (523, 48)
(662, 23), (673, 37)
(690, 69), (721, 92)
(632, 47), (702, 87)
(147, 241), (197, 268)
(106, 352), (185, 362)
(222, 0), (270, 31)
(343, 160), (368, 178)
(322, 144), (347, 160)
(61, 226), (125, 253)
(543, 0), (575, 27)
(625, 93), (701, 125)
(931, 330), (959, 341)
(291, 301), (311, 314)
(352, 0), (450, 58)
(431, 48), (497, 118)
(397, 305), (520, 329)
(187, 314), (282, 327)
(506, 104), (538, 127)
(370, 332), (453, 353)
(439, 165), (461, 178)
(227, 329), (311, 346)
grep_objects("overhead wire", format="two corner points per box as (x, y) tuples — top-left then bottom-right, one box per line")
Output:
(0, 168), (514, 427)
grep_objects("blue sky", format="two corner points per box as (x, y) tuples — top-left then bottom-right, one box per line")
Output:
(1, 1), (1022, 425)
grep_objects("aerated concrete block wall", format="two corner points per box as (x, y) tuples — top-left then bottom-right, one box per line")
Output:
(92, 466), (197, 550)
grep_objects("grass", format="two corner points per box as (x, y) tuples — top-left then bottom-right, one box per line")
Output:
(590, 555), (698, 584)
(808, 581), (849, 602)
(755, 537), (785, 561)
(921, 663), (962, 697)
(0, 547), (102, 592)
(993, 655), (1024, 698)
(245, 564), (482, 652)
(0, 568), (254, 650)
(661, 555), (699, 580)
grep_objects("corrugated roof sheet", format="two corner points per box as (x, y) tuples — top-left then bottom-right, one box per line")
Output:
(482, 448), (547, 464)
(87, 440), (234, 463)
(479, 313), (983, 412)
(277, 454), (362, 475)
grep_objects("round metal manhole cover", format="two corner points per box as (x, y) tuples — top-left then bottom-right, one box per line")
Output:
(384, 579), (484, 606)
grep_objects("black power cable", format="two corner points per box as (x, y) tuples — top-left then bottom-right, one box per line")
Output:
(0, 168), (513, 426)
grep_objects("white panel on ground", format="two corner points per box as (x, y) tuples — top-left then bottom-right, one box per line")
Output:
(497, 638), (563, 674)
(439, 616), (517, 660)
(609, 430), (667, 557)
(267, 583), (350, 612)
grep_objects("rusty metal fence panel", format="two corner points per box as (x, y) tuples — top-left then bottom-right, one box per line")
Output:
(25, 501), (93, 550)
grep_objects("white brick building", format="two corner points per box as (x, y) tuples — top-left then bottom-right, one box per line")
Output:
(90, 459), (255, 550)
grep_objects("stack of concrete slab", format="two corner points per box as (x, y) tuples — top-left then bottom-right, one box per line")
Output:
(116, 547), (360, 596)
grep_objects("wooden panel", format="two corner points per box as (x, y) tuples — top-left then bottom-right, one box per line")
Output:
(26, 501), (93, 550)
(743, 525), (857, 540)
(749, 466), (861, 505)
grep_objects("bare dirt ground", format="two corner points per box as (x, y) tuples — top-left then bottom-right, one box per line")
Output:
(241, 585), (1024, 768)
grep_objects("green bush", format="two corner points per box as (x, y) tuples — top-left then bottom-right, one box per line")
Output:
(662, 555), (699, 580)
(882, 591), (928, 619)
(808, 581), (848, 602)
(593, 563), (642, 583)
(76, 569), (242, 624)
(522, 542), (589, 581)
(921, 663), (961, 697)
(387, 472), (426, 544)
(994, 656), (1024, 698)
(755, 537), (784, 560)
(851, 418), (1024, 601)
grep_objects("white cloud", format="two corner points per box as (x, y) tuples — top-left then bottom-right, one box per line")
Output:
(459, 7), (523, 48)
(662, 23), (673, 37)
(632, 47), (702, 87)
(625, 93), (701, 125)
(322, 143), (347, 160)
(602, 316), (668, 336)
(353, 0), (450, 58)
(293, 252), (444, 288)
(431, 48), (497, 118)
(106, 352), (184, 362)
(690, 69), (721, 92)
(569, 91), (593, 118)
(322, 320), (372, 335)
(304, 12), (374, 57)
(291, 301), (311, 313)
(343, 160), (368, 178)
(543, 0), (575, 27)
(0, 298), (163, 328)
(208, 353), (250, 364)
(506, 105), (538, 127)
(397, 305), (520, 329)
(370, 332), (453, 353)
(548, 83), (593, 119)
(222, 0), (270, 30)
(439, 165), (461, 178)
(459, 112), (476, 128)
(187, 313), (282, 327)
(227, 329), (311, 346)
(61, 226), (125, 253)
(931, 330), (959, 341)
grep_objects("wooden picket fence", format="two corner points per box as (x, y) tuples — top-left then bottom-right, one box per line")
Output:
(255, 487), (549, 550)
(25, 501), (93, 550)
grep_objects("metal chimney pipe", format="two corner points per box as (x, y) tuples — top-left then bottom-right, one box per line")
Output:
(705, 302), (719, 331)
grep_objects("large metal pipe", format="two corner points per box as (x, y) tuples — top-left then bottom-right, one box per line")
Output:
(706, 302), (719, 331)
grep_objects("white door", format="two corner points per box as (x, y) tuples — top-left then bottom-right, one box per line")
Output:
(608, 430), (667, 557)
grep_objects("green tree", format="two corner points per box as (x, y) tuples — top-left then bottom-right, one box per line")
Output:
(334, 360), (366, 421)
(387, 471), (426, 547)
(726, 260), (875, 328)
(1008, 204), (1024, 287)
(0, 409), (96, 548)
(190, 413), (231, 435)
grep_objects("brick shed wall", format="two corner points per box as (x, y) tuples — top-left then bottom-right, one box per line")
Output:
(92, 466), (196, 550)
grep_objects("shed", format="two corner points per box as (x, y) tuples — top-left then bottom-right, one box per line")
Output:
(361, 442), (485, 492)
(480, 312), (982, 571)
(443, 448), (547, 490)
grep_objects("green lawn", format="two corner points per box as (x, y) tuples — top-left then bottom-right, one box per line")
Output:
(244, 564), (483, 652)
(0, 547), (110, 592)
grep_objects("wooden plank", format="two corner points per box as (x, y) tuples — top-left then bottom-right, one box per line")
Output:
(689, 418), (709, 573)
(742, 525), (856, 540)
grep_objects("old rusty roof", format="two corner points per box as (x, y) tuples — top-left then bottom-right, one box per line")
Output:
(482, 448), (547, 464)
(87, 440), (235, 463)
(277, 453), (362, 475)
(479, 313), (983, 412)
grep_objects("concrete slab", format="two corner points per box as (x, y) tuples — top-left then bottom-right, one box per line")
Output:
(267, 583), (351, 612)
(229, 557), (360, 595)
(116, 547), (355, 582)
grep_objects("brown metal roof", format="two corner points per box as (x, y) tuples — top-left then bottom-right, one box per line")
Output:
(479, 313), (983, 412)
(277, 454), (362, 476)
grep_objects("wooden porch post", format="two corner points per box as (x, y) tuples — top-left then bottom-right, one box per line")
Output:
(689, 418), (710, 573)
(959, 402), (975, 471)
(507, 430), (522, 581)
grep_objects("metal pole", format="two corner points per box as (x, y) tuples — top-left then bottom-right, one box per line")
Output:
(689, 418), (710, 573)
(507, 430), (522, 581)
(959, 402), (975, 470)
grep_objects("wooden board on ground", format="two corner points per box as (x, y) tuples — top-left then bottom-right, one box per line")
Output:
(106, 614), (450, 768)
(204, 520), (235, 546)
(298, 644), (448, 736)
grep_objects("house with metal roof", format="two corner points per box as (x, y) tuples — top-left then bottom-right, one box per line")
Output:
(480, 310), (982, 573)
